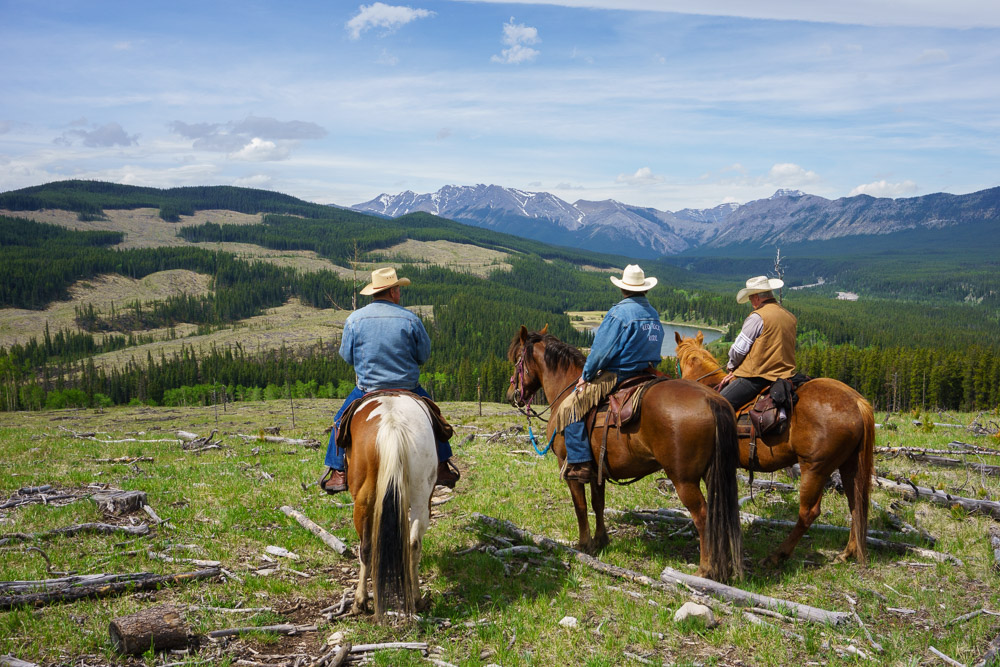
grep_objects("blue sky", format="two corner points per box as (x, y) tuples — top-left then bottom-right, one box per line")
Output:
(1, 0), (998, 210)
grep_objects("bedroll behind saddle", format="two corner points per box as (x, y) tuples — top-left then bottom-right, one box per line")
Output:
(334, 390), (454, 451)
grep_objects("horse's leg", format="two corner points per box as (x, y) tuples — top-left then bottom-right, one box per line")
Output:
(835, 454), (861, 563)
(673, 480), (710, 577)
(567, 480), (594, 553)
(351, 489), (373, 614)
(767, 465), (826, 565)
(590, 480), (608, 552)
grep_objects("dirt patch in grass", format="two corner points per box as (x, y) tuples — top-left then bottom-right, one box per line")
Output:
(0, 270), (213, 348)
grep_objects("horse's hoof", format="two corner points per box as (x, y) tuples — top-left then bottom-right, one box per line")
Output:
(593, 535), (610, 552)
(350, 601), (368, 616)
(416, 595), (431, 612)
(760, 553), (786, 568)
(577, 540), (595, 555)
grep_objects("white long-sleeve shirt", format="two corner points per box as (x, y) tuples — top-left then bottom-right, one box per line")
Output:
(726, 312), (764, 372)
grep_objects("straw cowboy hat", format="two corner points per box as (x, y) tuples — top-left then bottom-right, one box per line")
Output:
(736, 275), (784, 304)
(609, 264), (657, 292)
(360, 267), (411, 296)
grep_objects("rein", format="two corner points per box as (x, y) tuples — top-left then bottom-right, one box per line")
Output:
(510, 345), (578, 456)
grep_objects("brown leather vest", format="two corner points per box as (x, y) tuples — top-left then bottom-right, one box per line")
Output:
(734, 300), (797, 381)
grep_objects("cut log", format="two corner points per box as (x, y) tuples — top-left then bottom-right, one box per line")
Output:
(92, 490), (148, 516)
(0, 568), (220, 610)
(109, 604), (189, 656)
(207, 623), (317, 638)
(874, 476), (1000, 520)
(279, 506), (348, 555)
(0, 656), (40, 667)
(472, 513), (851, 626)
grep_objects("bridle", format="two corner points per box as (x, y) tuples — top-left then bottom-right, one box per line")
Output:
(510, 341), (579, 456)
(509, 344), (577, 421)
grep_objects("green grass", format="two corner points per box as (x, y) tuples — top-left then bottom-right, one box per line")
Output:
(1, 401), (999, 665)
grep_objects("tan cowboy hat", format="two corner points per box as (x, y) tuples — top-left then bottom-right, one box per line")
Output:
(610, 264), (657, 291)
(736, 275), (784, 304)
(360, 267), (411, 295)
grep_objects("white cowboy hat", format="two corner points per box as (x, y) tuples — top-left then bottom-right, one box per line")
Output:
(360, 267), (412, 295)
(736, 275), (784, 304)
(610, 264), (657, 292)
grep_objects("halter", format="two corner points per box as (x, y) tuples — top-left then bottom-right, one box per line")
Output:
(509, 341), (579, 456)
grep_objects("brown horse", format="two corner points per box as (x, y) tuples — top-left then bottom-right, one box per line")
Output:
(346, 394), (438, 617)
(507, 326), (743, 582)
(674, 331), (875, 565)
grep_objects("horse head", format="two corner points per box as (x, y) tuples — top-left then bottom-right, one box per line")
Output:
(506, 324), (548, 407)
(673, 331), (723, 383)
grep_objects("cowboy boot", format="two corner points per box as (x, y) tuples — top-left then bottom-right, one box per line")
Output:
(318, 467), (347, 494)
(435, 459), (460, 488)
(563, 461), (597, 483)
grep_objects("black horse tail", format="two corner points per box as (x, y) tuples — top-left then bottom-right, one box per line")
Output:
(703, 396), (744, 582)
(370, 411), (414, 617)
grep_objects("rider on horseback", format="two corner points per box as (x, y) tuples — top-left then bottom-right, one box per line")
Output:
(561, 264), (663, 483)
(719, 276), (797, 409)
(318, 267), (460, 494)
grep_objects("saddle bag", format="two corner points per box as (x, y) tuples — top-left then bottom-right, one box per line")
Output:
(748, 393), (783, 436)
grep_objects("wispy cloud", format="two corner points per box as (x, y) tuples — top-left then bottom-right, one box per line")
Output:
(849, 179), (918, 197)
(56, 121), (138, 147)
(491, 18), (540, 64)
(346, 2), (434, 40)
(169, 116), (326, 155)
(917, 48), (949, 64)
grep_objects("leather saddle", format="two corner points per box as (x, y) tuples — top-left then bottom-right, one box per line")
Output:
(585, 372), (670, 434)
(735, 374), (811, 439)
(334, 389), (453, 451)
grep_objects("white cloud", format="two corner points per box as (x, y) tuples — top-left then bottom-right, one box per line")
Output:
(346, 3), (434, 40)
(376, 49), (399, 66)
(767, 162), (820, 186)
(616, 166), (663, 185)
(491, 18), (540, 64)
(56, 121), (139, 147)
(849, 179), (918, 197)
(230, 138), (290, 161)
(917, 48), (949, 64)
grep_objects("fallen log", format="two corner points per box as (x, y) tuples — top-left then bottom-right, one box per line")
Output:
(976, 631), (1000, 667)
(0, 656), (39, 667)
(239, 434), (321, 448)
(0, 567), (220, 610)
(878, 445), (1000, 459)
(878, 451), (1000, 477)
(93, 456), (157, 463)
(874, 476), (1000, 520)
(279, 506), (348, 555)
(0, 522), (149, 546)
(109, 604), (189, 656)
(472, 513), (850, 626)
(17, 485), (52, 495)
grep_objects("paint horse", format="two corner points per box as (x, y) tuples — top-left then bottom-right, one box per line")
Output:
(674, 331), (875, 565)
(346, 393), (438, 616)
(508, 326), (743, 582)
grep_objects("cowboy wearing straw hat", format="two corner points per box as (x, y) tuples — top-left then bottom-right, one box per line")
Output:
(719, 275), (798, 409)
(558, 264), (664, 483)
(319, 267), (460, 494)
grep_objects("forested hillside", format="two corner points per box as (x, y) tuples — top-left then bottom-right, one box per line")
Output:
(1, 181), (998, 414)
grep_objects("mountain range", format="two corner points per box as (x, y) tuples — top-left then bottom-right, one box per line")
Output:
(353, 184), (1000, 258)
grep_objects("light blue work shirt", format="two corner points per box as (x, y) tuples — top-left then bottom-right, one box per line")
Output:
(339, 300), (431, 392)
(582, 296), (663, 382)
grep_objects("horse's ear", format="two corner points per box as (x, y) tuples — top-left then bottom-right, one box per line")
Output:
(696, 331), (704, 344)
(519, 325), (528, 343)
(674, 331), (682, 345)
(540, 323), (549, 335)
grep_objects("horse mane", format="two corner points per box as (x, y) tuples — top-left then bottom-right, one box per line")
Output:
(508, 329), (585, 372)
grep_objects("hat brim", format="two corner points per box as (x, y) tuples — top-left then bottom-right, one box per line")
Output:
(610, 276), (657, 291)
(736, 278), (783, 304)
(360, 276), (411, 296)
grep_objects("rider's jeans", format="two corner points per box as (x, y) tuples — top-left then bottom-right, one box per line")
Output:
(720, 376), (770, 410)
(563, 421), (592, 464)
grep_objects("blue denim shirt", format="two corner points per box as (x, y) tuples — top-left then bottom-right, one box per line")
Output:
(339, 300), (431, 391)
(582, 296), (663, 381)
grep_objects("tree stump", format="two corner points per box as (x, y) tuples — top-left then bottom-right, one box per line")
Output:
(109, 604), (188, 655)
(92, 489), (147, 516)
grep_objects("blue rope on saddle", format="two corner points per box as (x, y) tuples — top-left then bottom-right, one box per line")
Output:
(528, 423), (556, 456)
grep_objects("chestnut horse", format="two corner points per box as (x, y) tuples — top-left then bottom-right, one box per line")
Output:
(507, 326), (743, 582)
(346, 394), (437, 616)
(674, 331), (875, 565)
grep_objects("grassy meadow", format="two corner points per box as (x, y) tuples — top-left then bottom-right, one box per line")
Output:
(1, 401), (999, 666)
